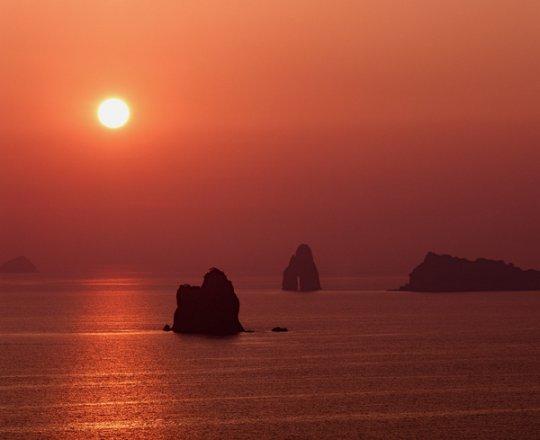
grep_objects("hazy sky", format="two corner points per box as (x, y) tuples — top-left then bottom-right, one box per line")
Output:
(1, 1), (539, 274)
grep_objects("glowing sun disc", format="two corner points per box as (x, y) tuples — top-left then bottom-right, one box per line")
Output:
(97, 98), (130, 129)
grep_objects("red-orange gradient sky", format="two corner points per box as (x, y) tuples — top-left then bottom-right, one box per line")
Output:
(1, 1), (539, 274)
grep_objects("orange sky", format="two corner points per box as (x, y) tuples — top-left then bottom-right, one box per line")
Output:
(1, 1), (539, 274)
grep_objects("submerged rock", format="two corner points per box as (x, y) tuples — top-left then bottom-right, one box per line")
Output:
(282, 244), (321, 291)
(0, 256), (38, 274)
(399, 252), (540, 292)
(172, 268), (245, 335)
(271, 327), (288, 332)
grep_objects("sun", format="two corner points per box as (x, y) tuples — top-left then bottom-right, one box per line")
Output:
(97, 98), (130, 129)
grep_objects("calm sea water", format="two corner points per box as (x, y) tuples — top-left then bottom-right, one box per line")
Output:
(0, 275), (539, 439)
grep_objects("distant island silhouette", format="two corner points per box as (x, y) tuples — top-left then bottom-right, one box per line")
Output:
(167, 268), (244, 335)
(282, 244), (322, 291)
(399, 252), (540, 292)
(0, 256), (38, 274)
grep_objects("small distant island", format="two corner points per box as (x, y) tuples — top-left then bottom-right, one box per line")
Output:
(168, 268), (245, 335)
(0, 256), (38, 274)
(282, 244), (322, 291)
(399, 252), (540, 292)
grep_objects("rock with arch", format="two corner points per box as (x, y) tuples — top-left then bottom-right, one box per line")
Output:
(282, 244), (322, 291)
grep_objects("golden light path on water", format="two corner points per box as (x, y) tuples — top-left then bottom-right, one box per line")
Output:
(0, 276), (539, 438)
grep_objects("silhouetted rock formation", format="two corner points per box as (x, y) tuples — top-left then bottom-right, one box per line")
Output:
(0, 256), (38, 274)
(171, 268), (245, 335)
(282, 244), (322, 291)
(399, 252), (540, 292)
(282, 256), (298, 291)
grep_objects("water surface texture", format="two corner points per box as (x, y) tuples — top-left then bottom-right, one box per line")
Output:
(0, 276), (539, 439)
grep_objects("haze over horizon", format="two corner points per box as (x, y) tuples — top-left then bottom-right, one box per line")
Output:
(2, 0), (539, 275)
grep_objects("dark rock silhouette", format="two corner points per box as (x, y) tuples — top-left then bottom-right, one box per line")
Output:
(399, 252), (540, 292)
(282, 244), (322, 291)
(171, 268), (245, 335)
(282, 256), (298, 291)
(0, 256), (38, 274)
(163, 324), (172, 332)
(272, 327), (288, 332)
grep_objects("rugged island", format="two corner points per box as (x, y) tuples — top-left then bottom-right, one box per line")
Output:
(169, 268), (245, 335)
(399, 252), (540, 292)
(282, 244), (322, 291)
(0, 256), (38, 274)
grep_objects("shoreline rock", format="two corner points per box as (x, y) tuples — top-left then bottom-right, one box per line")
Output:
(399, 252), (540, 292)
(0, 256), (38, 274)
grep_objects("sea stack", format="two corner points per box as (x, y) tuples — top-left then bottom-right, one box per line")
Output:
(171, 268), (245, 335)
(282, 244), (322, 291)
(0, 256), (38, 274)
(399, 252), (540, 292)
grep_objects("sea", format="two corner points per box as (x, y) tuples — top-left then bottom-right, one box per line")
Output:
(0, 274), (539, 439)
